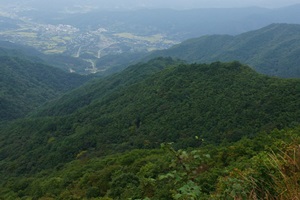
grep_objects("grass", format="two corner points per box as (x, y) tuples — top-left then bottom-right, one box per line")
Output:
(268, 143), (300, 199)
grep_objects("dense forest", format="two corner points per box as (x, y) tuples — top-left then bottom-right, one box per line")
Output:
(0, 58), (299, 199)
(0, 55), (90, 121)
(148, 23), (300, 78)
(2, 127), (300, 199)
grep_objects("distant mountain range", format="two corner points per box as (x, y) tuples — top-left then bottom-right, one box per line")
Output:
(1, 23), (300, 78)
(0, 23), (300, 78)
(21, 4), (300, 39)
(147, 23), (300, 78)
(2, 0), (300, 12)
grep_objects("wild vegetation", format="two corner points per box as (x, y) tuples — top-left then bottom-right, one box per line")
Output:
(1, 9), (300, 197)
(0, 58), (299, 199)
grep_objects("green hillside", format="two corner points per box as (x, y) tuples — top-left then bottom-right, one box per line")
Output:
(2, 127), (299, 199)
(34, 57), (182, 117)
(0, 56), (90, 121)
(1, 59), (299, 177)
(147, 23), (300, 78)
(0, 59), (300, 199)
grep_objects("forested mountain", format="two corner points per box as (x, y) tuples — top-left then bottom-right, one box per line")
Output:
(1, 2), (300, 199)
(0, 41), (95, 74)
(0, 16), (21, 30)
(34, 57), (182, 117)
(0, 41), (44, 62)
(0, 55), (90, 121)
(147, 23), (300, 78)
(1, 59), (299, 198)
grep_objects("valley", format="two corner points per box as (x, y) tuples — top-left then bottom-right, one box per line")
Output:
(0, 19), (176, 73)
(1, 3), (300, 74)
(0, 6), (178, 74)
(0, 2), (300, 199)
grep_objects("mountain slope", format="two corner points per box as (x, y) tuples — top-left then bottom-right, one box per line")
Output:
(34, 57), (182, 117)
(0, 41), (95, 74)
(0, 60), (299, 177)
(2, 126), (299, 199)
(147, 23), (300, 78)
(0, 56), (90, 121)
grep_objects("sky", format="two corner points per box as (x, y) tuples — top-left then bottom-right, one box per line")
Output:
(2, 0), (300, 10)
(203, 0), (299, 8)
(132, 0), (300, 9)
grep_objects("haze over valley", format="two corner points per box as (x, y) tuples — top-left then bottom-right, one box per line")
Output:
(1, 1), (300, 199)
(1, 2), (300, 74)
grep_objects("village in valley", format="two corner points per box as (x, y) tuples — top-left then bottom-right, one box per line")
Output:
(0, 7), (176, 59)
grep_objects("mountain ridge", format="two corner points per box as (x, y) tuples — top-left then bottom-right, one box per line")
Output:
(33, 57), (182, 117)
(147, 23), (300, 78)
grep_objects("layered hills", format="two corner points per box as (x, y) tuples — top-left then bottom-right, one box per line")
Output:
(0, 55), (90, 121)
(0, 13), (299, 198)
(0, 58), (299, 199)
(1, 58), (299, 177)
(148, 23), (300, 78)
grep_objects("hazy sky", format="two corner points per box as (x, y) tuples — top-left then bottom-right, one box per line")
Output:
(2, 0), (300, 10)
(136, 0), (300, 9)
